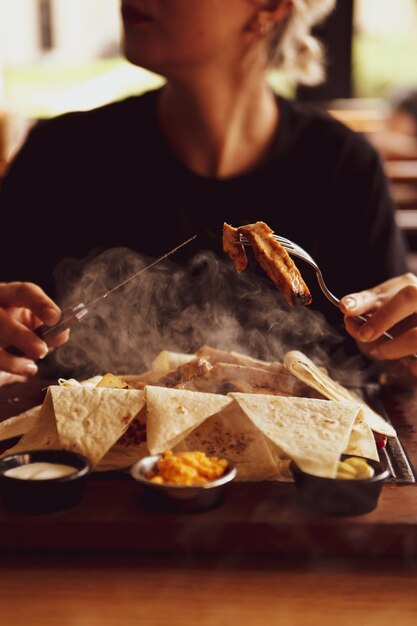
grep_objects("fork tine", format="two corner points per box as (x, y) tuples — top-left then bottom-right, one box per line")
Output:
(237, 228), (302, 251)
(273, 235), (293, 247)
(237, 232), (294, 252)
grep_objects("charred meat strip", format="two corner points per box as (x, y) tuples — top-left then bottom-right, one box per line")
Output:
(223, 221), (312, 307)
(222, 222), (248, 272)
(154, 357), (213, 388)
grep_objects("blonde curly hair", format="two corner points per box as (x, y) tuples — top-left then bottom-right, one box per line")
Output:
(270, 0), (337, 86)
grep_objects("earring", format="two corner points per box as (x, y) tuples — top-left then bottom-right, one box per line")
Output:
(258, 21), (274, 37)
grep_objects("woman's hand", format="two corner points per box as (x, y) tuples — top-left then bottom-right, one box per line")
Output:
(0, 282), (69, 383)
(340, 273), (417, 386)
(340, 273), (417, 359)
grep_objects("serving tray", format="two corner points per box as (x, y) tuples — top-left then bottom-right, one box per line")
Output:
(0, 379), (416, 558)
(363, 385), (416, 484)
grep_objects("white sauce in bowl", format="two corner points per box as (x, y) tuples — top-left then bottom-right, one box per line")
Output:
(4, 462), (77, 480)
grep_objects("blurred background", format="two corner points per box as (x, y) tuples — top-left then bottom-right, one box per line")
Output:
(1, 0), (417, 251)
(1, 0), (417, 151)
(0, 0), (163, 163)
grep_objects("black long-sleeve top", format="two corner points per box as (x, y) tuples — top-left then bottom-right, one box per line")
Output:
(0, 89), (409, 373)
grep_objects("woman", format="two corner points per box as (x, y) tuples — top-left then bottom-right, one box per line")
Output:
(0, 0), (414, 382)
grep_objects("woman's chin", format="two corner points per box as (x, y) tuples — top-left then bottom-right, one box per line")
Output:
(122, 43), (164, 75)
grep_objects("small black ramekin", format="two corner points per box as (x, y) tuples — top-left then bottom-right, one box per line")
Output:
(0, 449), (91, 514)
(290, 454), (390, 516)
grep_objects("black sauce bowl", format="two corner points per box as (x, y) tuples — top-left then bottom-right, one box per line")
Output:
(290, 454), (390, 516)
(0, 449), (91, 514)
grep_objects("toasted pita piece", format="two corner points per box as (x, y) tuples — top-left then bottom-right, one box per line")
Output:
(237, 222), (312, 307)
(1, 391), (60, 457)
(176, 400), (280, 481)
(51, 386), (145, 466)
(96, 373), (129, 389)
(151, 350), (196, 374)
(145, 386), (232, 454)
(222, 222), (248, 272)
(0, 404), (42, 442)
(58, 376), (103, 387)
(120, 371), (167, 388)
(179, 362), (304, 397)
(284, 350), (396, 438)
(230, 393), (360, 479)
(195, 345), (286, 374)
(345, 410), (378, 461)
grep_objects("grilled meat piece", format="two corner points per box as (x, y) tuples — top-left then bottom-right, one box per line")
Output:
(154, 357), (213, 388)
(222, 222), (248, 272)
(224, 221), (312, 307)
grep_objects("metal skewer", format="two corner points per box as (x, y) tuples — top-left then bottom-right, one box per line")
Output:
(6, 235), (197, 355)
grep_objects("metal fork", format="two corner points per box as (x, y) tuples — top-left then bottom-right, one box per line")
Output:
(238, 233), (399, 345)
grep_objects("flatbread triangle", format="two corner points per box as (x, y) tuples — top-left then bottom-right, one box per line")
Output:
(51, 386), (145, 466)
(284, 350), (396, 437)
(145, 386), (232, 454)
(230, 393), (361, 478)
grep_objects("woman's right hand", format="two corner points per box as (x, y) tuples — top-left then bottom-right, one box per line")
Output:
(0, 282), (69, 383)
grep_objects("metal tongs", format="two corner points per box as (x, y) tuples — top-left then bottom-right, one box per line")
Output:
(7, 236), (197, 357)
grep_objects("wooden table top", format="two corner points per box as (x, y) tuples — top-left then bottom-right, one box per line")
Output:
(0, 552), (417, 626)
(1, 378), (417, 624)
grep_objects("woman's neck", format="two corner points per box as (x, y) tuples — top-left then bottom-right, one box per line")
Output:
(156, 68), (279, 179)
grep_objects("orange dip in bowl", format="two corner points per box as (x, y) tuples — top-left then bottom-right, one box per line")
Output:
(149, 450), (228, 486)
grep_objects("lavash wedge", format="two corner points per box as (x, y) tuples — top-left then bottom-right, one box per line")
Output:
(284, 350), (396, 438)
(1, 389), (60, 457)
(145, 386), (232, 453)
(230, 393), (361, 478)
(0, 404), (42, 442)
(51, 386), (145, 466)
(175, 400), (280, 480)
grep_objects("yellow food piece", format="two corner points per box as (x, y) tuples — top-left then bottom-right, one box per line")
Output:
(149, 450), (228, 486)
(95, 373), (129, 389)
(336, 456), (375, 480)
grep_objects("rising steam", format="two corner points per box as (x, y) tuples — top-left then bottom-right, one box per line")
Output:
(50, 247), (367, 383)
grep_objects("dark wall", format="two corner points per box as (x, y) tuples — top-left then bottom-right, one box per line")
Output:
(297, 0), (354, 103)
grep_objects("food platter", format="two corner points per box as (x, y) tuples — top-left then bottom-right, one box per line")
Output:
(1, 219), (416, 557)
(0, 348), (397, 481)
(0, 353), (416, 558)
